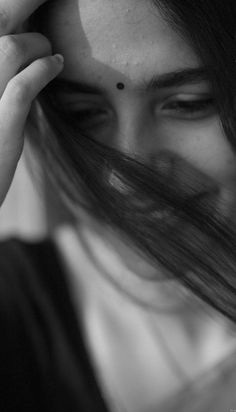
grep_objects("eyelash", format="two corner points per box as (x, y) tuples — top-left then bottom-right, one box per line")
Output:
(66, 108), (110, 132)
(69, 108), (107, 120)
(63, 97), (215, 129)
(162, 97), (216, 117)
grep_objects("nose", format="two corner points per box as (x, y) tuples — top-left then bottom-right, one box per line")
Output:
(111, 99), (153, 160)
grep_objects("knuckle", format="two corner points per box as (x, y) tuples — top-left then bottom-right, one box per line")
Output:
(0, 35), (23, 60)
(0, 9), (9, 33)
(9, 78), (31, 104)
(36, 33), (52, 53)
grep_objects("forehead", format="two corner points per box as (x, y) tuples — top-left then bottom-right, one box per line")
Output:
(46, 0), (199, 85)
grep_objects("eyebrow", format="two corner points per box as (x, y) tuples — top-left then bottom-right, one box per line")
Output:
(52, 67), (209, 96)
(145, 67), (209, 91)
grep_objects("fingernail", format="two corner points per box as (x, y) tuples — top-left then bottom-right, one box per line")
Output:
(54, 54), (64, 65)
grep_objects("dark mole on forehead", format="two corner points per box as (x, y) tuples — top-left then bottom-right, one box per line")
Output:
(116, 82), (125, 90)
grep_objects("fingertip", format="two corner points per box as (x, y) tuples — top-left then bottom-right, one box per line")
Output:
(53, 53), (64, 66)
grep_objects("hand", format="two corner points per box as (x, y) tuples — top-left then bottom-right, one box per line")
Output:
(0, 0), (64, 207)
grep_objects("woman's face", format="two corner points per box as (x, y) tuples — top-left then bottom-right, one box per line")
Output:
(47, 0), (236, 198)
(45, 0), (236, 290)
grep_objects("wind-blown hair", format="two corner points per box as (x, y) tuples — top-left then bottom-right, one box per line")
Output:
(27, 0), (236, 322)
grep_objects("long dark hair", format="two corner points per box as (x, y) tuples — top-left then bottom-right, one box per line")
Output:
(27, 0), (236, 322)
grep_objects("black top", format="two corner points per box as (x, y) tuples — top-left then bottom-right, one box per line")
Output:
(0, 237), (109, 412)
(1, 237), (236, 412)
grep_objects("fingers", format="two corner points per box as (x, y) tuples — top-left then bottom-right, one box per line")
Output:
(0, 54), (64, 156)
(0, 32), (52, 97)
(0, 0), (61, 208)
(0, 0), (48, 35)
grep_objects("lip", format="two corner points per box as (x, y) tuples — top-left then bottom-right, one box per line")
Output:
(150, 189), (220, 225)
(189, 188), (219, 208)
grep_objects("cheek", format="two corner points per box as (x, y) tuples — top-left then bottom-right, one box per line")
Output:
(155, 117), (236, 184)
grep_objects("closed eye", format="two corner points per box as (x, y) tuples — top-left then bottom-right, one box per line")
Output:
(73, 108), (109, 119)
(66, 107), (112, 133)
(161, 97), (216, 119)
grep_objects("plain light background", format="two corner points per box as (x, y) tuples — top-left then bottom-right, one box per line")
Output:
(0, 146), (48, 240)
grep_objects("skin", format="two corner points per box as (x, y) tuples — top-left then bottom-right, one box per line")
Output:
(44, 0), (236, 306)
(0, 0), (64, 207)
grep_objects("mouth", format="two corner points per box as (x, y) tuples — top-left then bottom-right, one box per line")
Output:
(188, 188), (219, 207)
(149, 188), (220, 225)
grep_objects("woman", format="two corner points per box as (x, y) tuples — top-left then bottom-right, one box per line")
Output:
(1, 0), (236, 411)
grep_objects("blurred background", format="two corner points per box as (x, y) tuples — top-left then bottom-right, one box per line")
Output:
(0, 140), (70, 241)
(0, 145), (47, 240)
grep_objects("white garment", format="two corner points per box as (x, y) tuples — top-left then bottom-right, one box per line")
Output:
(53, 223), (236, 412)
